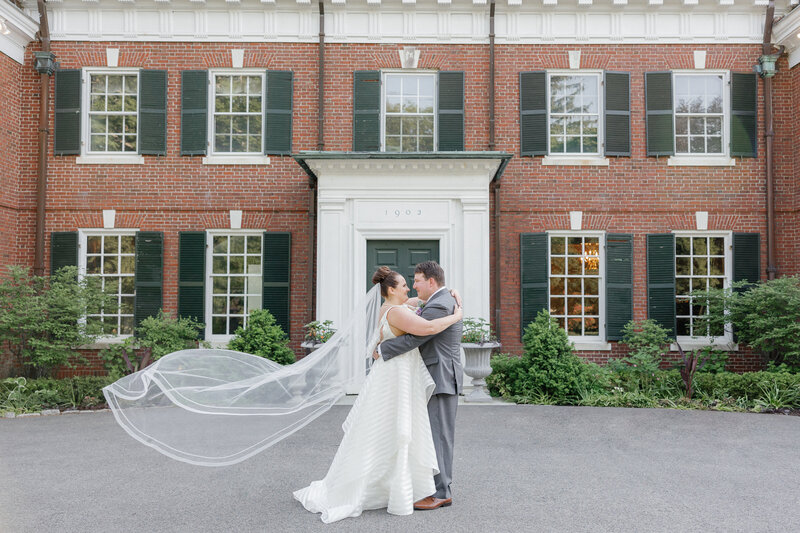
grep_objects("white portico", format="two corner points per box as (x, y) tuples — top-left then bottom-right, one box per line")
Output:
(294, 152), (511, 392)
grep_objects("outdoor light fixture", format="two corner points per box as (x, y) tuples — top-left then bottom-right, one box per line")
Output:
(0, 17), (11, 35)
(34, 51), (56, 75)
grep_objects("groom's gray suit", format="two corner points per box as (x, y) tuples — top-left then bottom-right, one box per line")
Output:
(379, 287), (462, 500)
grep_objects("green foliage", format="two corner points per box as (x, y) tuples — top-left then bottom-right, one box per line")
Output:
(1, 376), (113, 413)
(486, 310), (600, 404)
(577, 388), (660, 408)
(692, 371), (800, 406)
(694, 347), (729, 374)
(303, 320), (336, 343)
(609, 319), (671, 391)
(228, 309), (295, 365)
(461, 317), (497, 344)
(695, 276), (800, 369)
(99, 311), (206, 379)
(0, 266), (113, 378)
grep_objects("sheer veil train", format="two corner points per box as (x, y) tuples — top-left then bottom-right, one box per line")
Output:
(103, 285), (382, 467)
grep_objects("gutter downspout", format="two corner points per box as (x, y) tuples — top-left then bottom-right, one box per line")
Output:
(762, 0), (778, 280)
(489, 0), (501, 339)
(33, 0), (52, 276)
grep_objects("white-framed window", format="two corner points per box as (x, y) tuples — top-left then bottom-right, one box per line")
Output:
(673, 72), (728, 156)
(83, 69), (139, 154)
(548, 231), (605, 340)
(674, 231), (732, 343)
(547, 71), (602, 155)
(209, 70), (264, 155)
(206, 230), (263, 340)
(381, 71), (437, 152)
(78, 230), (137, 339)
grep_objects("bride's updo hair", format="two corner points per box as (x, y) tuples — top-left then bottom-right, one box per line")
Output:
(372, 266), (401, 297)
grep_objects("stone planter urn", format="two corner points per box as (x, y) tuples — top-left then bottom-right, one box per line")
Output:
(461, 342), (500, 402)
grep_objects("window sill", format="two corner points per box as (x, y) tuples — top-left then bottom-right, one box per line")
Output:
(667, 156), (736, 167)
(671, 340), (738, 352)
(542, 155), (609, 167)
(79, 337), (133, 349)
(572, 341), (612, 351)
(202, 155), (271, 165)
(76, 155), (145, 165)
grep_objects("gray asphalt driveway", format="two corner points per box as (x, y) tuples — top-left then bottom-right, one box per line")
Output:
(1, 405), (799, 533)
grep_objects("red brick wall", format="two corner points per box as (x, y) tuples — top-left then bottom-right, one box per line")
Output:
(0, 52), (22, 269)
(7, 40), (798, 374)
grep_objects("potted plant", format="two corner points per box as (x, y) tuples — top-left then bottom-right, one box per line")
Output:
(301, 320), (336, 355)
(460, 318), (500, 402)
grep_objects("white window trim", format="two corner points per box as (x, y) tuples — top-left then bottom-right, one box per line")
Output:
(671, 230), (734, 348)
(379, 69), (438, 153)
(204, 229), (264, 344)
(77, 228), (139, 345)
(547, 229), (607, 346)
(667, 70), (731, 166)
(80, 68), (143, 164)
(545, 70), (605, 160)
(206, 69), (269, 162)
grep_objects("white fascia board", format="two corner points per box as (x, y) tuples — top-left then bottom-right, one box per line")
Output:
(0, 1), (39, 64)
(773, 5), (800, 68)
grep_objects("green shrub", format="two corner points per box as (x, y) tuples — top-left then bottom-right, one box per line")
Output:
(0, 266), (113, 378)
(609, 319), (671, 391)
(1, 376), (114, 413)
(228, 309), (295, 365)
(577, 389), (659, 408)
(100, 311), (206, 379)
(487, 310), (600, 404)
(696, 276), (800, 369)
(692, 371), (800, 404)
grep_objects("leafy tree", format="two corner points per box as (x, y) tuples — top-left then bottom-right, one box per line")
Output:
(0, 266), (111, 378)
(694, 276), (800, 370)
(228, 309), (295, 365)
(609, 319), (671, 391)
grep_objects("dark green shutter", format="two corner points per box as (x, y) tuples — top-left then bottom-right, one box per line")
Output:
(647, 233), (676, 337)
(134, 232), (163, 331)
(353, 71), (380, 151)
(438, 71), (464, 151)
(520, 233), (548, 338)
(264, 70), (293, 155)
(178, 232), (206, 330)
(606, 234), (633, 341)
(645, 72), (674, 156)
(263, 232), (291, 335)
(733, 233), (761, 285)
(50, 232), (78, 274)
(180, 70), (208, 155)
(604, 72), (631, 157)
(54, 70), (81, 155)
(730, 73), (758, 158)
(519, 72), (547, 156)
(138, 70), (168, 156)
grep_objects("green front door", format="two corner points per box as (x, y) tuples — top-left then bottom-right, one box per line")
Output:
(366, 240), (440, 297)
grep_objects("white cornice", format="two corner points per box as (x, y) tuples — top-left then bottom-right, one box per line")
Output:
(1, 1), (39, 63)
(773, 6), (800, 67)
(16, 0), (798, 45)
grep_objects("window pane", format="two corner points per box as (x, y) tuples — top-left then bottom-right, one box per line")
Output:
(230, 236), (245, 254)
(213, 256), (227, 274)
(568, 318), (582, 336)
(567, 237), (582, 255)
(551, 257), (565, 275)
(550, 237), (565, 255)
(230, 277), (245, 294)
(692, 237), (707, 255)
(568, 257), (581, 276)
(229, 255), (244, 274)
(584, 297), (599, 315)
(584, 278), (598, 296)
(121, 277), (135, 294)
(550, 277), (565, 295)
(567, 278), (581, 295)
(216, 96), (230, 113)
(676, 278), (690, 295)
(248, 76), (262, 94)
(710, 257), (725, 276)
(709, 237), (724, 256)
(550, 297), (565, 315)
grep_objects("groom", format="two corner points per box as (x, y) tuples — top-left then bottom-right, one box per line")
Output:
(376, 260), (463, 510)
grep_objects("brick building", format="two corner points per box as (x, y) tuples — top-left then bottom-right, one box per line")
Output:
(1, 0), (798, 386)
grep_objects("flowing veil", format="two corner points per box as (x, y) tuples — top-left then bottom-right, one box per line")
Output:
(103, 285), (382, 467)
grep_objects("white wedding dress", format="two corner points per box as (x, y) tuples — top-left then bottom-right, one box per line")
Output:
(293, 306), (440, 523)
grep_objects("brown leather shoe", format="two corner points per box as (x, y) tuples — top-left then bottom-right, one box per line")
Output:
(413, 496), (452, 510)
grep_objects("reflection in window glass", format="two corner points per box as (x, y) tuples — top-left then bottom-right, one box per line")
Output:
(384, 74), (435, 153)
(549, 75), (600, 155)
(89, 74), (138, 153)
(213, 75), (263, 154)
(85, 234), (136, 335)
(549, 235), (601, 337)
(675, 235), (727, 337)
(674, 74), (724, 155)
(210, 234), (263, 335)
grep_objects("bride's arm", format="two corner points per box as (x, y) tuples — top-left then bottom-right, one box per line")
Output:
(387, 304), (463, 336)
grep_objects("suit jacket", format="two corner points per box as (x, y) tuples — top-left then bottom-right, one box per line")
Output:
(380, 288), (463, 395)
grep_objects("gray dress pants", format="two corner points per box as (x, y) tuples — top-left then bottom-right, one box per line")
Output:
(427, 392), (458, 499)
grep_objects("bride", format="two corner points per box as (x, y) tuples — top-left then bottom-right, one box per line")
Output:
(293, 266), (463, 523)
